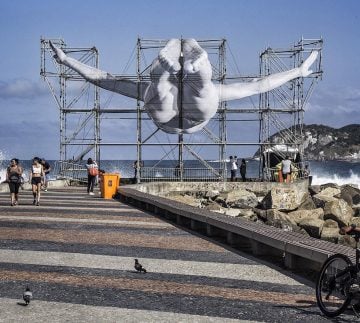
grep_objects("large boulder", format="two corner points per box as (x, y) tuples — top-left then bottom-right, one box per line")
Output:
(323, 219), (339, 228)
(204, 190), (220, 200)
(225, 208), (241, 217)
(312, 193), (337, 208)
(169, 194), (202, 208)
(320, 183), (340, 190)
(338, 234), (356, 248)
(321, 227), (340, 243)
(297, 196), (317, 210)
(238, 209), (258, 222)
(319, 186), (341, 197)
(309, 185), (321, 196)
(204, 202), (223, 212)
(253, 208), (267, 221)
(349, 217), (360, 227)
(288, 208), (324, 225)
(298, 218), (324, 238)
(260, 185), (309, 211)
(323, 199), (354, 227)
(353, 205), (360, 217)
(215, 189), (258, 209)
(339, 185), (360, 207)
(264, 209), (298, 230)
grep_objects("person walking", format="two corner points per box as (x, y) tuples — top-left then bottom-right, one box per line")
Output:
(281, 156), (292, 183)
(303, 164), (313, 185)
(6, 158), (23, 206)
(240, 159), (247, 182)
(41, 158), (51, 191)
(229, 156), (238, 182)
(29, 157), (44, 206)
(86, 158), (98, 195)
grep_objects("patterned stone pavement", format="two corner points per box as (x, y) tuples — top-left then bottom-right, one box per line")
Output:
(0, 187), (355, 322)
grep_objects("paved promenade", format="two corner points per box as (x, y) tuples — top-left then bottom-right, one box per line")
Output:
(0, 187), (354, 322)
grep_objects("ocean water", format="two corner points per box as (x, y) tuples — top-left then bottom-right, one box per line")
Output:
(1, 156), (359, 187)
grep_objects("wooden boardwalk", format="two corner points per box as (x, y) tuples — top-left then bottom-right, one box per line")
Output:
(0, 187), (352, 322)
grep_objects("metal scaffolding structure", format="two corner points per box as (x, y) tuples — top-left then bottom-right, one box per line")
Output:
(40, 37), (322, 182)
(259, 38), (323, 179)
(40, 38), (101, 163)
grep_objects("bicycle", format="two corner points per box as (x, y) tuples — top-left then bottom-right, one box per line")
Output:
(316, 224), (360, 318)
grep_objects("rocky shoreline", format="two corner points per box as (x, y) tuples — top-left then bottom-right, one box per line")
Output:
(164, 182), (360, 248)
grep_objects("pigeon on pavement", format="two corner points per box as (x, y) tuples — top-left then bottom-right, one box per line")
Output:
(23, 286), (33, 305)
(134, 259), (147, 273)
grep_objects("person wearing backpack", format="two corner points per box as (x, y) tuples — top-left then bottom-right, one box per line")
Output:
(6, 158), (23, 206)
(86, 158), (98, 195)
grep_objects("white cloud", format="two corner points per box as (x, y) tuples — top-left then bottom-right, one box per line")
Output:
(0, 79), (48, 100)
(304, 84), (360, 127)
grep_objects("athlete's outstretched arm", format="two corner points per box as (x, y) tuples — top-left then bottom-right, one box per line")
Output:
(217, 51), (318, 101)
(49, 41), (149, 101)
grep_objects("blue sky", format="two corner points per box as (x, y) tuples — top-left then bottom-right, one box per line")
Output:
(0, 0), (359, 160)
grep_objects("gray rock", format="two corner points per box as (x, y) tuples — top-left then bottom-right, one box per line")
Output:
(261, 185), (309, 211)
(288, 208), (324, 225)
(321, 227), (340, 243)
(320, 183), (340, 190)
(319, 186), (342, 197)
(323, 219), (339, 228)
(338, 234), (356, 248)
(215, 189), (258, 209)
(309, 185), (321, 196)
(323, 199), (354, 227)
(349, 217), (360, 227)
(312, 193), (337, 208)
(253, 208), (267, 221)
(297, 196), (317, 210)
(298, 218), (324, 238)
(225, 208), (241, 217)
(265, 209), (298, 229)
(169, 194), (202, 208)
(353, 205), (360, 217)
(214, 193), (228, 207)
(238, 209), (258, 221)
(339, 185), (360, 206)
(205, 190), (220, 200)
(228, 190), (258, 208)
(204, 202), (223, 212)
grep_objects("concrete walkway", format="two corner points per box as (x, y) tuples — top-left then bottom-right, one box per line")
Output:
(0, 187), (353, 322)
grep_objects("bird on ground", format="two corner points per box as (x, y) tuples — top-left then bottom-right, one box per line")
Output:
(23, 286), (33, 305)
(134, 259), (147, 273)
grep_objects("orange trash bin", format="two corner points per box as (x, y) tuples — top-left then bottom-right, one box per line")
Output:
(100, 173), (120, 199)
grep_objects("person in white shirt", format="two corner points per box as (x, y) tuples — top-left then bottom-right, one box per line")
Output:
(29, 157), (44, 206)
(281, 156), (292, 183)
(229, 156), (238, 182)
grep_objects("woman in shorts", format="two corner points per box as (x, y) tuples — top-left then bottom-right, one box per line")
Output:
(29, 157), (44, 206)
(6, 158), (23, 206)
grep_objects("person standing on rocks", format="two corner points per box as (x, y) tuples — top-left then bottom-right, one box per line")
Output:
(229, 156), (238, 182)
(281, 156), (292, 183)
(303, 164), (312, 185)
(239, 159), (247, 182)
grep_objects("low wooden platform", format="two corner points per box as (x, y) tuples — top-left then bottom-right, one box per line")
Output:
(119, 186), (356, 272)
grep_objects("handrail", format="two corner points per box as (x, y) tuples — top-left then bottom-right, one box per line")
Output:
(54, 160), (88, 183)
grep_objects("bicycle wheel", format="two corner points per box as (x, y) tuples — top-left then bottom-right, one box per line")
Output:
(316, 253), (353, 317)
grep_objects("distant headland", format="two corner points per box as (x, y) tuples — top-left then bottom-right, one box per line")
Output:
(255, 124), (360, 161)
